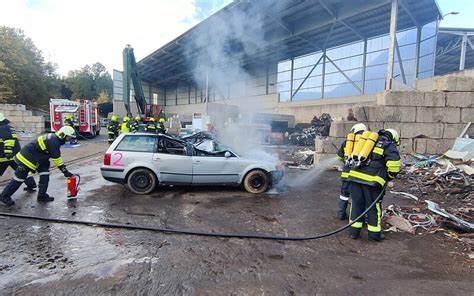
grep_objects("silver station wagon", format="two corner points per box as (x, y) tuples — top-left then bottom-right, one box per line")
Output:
(101, 133), (284, 194)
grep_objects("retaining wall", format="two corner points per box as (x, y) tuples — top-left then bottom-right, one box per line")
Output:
(0, 104), (46, 134)
(315, 74), (474, 161)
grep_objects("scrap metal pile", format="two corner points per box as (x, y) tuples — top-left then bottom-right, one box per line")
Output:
(386, 154), (474, 259)
(286, 113), (332, 146)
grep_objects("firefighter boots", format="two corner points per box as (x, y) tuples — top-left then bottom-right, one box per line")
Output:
(37, 193), (54, 202)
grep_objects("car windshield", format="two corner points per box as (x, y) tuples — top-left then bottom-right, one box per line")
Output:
(194, 139), (239, 156)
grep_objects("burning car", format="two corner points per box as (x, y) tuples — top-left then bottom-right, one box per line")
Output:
(101, 133), (284, 195)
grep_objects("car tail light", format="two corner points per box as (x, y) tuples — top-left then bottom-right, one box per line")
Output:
(104, 153), (111, 165)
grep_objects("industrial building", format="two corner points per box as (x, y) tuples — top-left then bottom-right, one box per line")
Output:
(112, 0), (472, 126)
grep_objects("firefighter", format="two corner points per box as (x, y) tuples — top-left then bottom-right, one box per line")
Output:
(157, 117), (166, 134)
(0, 113), (37, 191)
(336, 123), (367, 220)
(64, 115), (78, 144)
(0, 126), (76, 206)
(107, 115), (119, 144)
(131, 115), (142, 132)
(120, 116), (131, 134)
(145, 117), (158, 133)
(348, 128), (401, 242)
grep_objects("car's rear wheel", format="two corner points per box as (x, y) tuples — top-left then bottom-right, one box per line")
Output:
(127, 168), (157, 195)
(243, 170), (269, 194)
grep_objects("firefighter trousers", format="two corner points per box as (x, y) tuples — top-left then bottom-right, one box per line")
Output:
(349, 182), (384, 237)
(107, 132), (115, 144)
(338, 179), (350, 219)
(0, 161), (36, 189)
(1, 161), (49, 198)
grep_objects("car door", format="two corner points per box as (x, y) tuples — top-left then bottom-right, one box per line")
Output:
(191, 152), (241, 185)
(153, 137), (192, 185)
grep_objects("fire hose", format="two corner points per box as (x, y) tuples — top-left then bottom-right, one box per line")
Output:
(0, 186), (386, 241)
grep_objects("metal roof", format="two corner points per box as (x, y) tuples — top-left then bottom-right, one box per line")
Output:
(435, 27), (474, 75)
(138, 0), (441, 87)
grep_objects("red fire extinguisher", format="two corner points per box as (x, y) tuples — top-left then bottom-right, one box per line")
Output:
(67, 174), (80, 199)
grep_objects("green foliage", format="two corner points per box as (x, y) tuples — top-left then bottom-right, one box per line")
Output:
(96, 90), (111, 104)
(0, 26), (60, 108)
(0, 26), (113, 108)
(63, 62), (113, 101)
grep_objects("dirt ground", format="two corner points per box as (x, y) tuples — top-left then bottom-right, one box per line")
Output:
(0, 134), (473, 295)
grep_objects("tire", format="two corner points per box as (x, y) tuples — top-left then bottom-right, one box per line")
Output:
(127, 168), (157, 195)
(243, 169), (269, 194)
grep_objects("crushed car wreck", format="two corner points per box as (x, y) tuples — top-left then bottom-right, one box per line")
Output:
(101, 133), (284, 194)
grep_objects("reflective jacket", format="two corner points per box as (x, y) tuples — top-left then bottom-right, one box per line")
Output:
(107, 121), (119, 135)
(120, 122), (130, 133)
(15, 133), (65, 171)
(157, 122), (166, 134)
(130, 121), (141, 132)
(145, 122), (157, 133)
(348, 134), (401, 188)
(337, 140), (350, 179)
(0, 120), (19, 162)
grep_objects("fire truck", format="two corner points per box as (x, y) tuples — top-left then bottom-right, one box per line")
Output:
(50, 98), (100, 138)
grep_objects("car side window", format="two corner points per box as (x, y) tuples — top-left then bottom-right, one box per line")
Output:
(115, 135), (156, 152)
(157, 138), (186, 155)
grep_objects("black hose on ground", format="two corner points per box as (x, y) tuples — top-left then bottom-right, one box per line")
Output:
(0, 186), (386, 241)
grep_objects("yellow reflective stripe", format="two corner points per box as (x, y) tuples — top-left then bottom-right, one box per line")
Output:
(337, 156), (344, 162)
(52, 157), (64, 167)
(373, 147), (384, 155)
(38, 136), (47, 151)
(0, 139), (3, 143)
(386, 160), (401, 173)
(349, 170), (386, 186)
(4, 139), (15, 147)
(12, 133), (17, 138)
(368, 203), (382, 232)
(0, 157), (10, 162)
(341, 172), (349, 178)
(351, 222), (363, 228)
(16, 152), (37, 170)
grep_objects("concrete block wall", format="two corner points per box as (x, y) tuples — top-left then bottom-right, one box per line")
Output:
(0, 104), (46, 134)
(315, 74), (474, 161)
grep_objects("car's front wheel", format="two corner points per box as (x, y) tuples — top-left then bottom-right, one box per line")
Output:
(243, 170), (269, 194)
(127, 168), (157, 195)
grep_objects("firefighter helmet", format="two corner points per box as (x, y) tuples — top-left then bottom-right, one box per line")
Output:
(0, 113), (5, 122)
(149, 117), (155, 122)
(386, 128), (400, 145)
(58, 126), (76, 138)
(350, 123), (367, 134)
(65, 115), (72, 120)
(159, 118), (165, 123)
(111, 115), (117, 121)
(135, 116), (141, 121)
(123, 116), (130, 122)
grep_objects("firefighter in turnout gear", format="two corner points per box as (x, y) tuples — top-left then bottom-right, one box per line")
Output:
(64, 115), (78, 144)
(0, 126), (76, 206)
(0, 113), (37, 192)
(120, 116), (131, 134)
(336, 123), (367, 220)
(131, 116), (142, 132)
(145, 117), (158, 133)
(157, 117), (166, 134)
(348, 128), (401, 241)
(107, 115), (119, 144)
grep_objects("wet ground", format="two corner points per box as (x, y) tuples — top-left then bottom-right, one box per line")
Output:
(0, 136), (473, 295)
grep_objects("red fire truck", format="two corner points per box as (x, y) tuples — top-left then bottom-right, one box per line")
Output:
(50, 98), (100, 138)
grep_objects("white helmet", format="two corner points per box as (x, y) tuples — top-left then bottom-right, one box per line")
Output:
(58, 126), (76, 138)
(350, 123), (367, 134)
(385, 128), (400, 145)
(0, 113), (5, 122)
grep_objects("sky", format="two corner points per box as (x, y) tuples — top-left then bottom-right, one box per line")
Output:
(0, 0), (472, 77)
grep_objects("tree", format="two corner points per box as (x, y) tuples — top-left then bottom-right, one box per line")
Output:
(96, 90), (111, 104)
(64, 62), (112, 101)
(0, 26), (60, 108)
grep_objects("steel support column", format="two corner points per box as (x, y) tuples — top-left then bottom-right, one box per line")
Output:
(362, 39), (368, 94)
(460, 33), (468, 70)
(321, 52), (326, 99)
(289, 58), (294, 101)
(386, 0), (398, 90)
(414, 26), (421, 79)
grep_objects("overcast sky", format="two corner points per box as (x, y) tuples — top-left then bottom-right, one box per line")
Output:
(0, 0), (472, 76)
